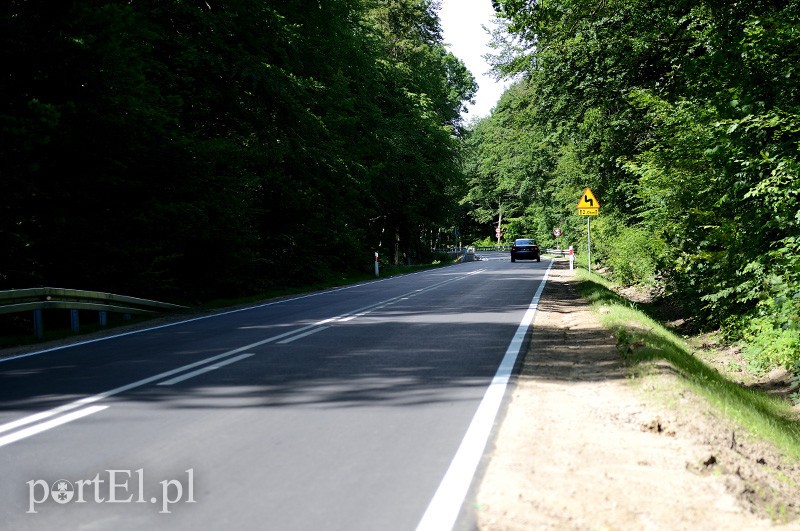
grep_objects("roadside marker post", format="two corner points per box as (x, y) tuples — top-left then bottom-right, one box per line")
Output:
(374, 252), (379, 277)
(496, 204), (503, 245)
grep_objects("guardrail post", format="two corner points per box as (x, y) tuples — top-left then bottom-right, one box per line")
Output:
(70, 309), (80, 333)
(33, 309), (44, 339)
(2, 288), (187, 341)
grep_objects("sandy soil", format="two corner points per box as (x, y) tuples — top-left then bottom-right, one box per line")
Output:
(474, 260), (800, 530)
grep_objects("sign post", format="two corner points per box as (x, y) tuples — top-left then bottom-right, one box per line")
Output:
(576, 188), (600, 271)
(587, 218), (591, 271)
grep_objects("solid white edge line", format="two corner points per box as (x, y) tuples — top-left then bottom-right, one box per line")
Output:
(415, 260), (554, 531)
(157, 353), (255, 386)
(0, 405), (109, 448)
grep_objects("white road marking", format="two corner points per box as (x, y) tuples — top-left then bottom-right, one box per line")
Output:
(276, 326), (331, 344)
(0, 265), (476, 365)
(272, 268), (486, 339)
(0, 266), (489, 447)
(0, 406), (108, 448)
(0, 349), (261, 437)
(157, 353), (255, 386)
(415, 260), (553, 531)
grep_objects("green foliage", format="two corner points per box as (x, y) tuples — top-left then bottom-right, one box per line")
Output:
(1, 0), (476, 299)
(464, 0), (800, 375)
(742, 315), (800, 373)
(470, 236), (498, 247)
(460, 77), (577, 248)
(590, 215), (666, 286)
(791, 372), (800, 406)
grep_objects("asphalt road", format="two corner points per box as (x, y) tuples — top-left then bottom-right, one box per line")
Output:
(0, 252), (551, 530)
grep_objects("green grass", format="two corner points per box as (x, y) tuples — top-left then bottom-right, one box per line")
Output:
(574, 268), (800, 461)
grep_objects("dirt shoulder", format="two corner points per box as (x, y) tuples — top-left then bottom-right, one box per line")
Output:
(474, 260), (800, 530)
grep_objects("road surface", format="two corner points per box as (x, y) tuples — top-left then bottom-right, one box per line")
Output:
(0, 252), (550, 530)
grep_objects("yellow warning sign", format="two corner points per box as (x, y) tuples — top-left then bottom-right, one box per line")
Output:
(577, 188), (600, 210)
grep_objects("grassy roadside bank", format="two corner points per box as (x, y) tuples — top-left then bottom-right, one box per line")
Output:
(572, 266), (800, 521)
(574, 267), (800, 459)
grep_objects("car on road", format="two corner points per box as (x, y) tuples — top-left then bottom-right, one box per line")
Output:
(510, 239), (540, 262)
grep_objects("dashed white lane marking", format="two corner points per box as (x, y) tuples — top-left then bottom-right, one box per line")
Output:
(157, 353), (255, 386)
(0, 267), (489, 448)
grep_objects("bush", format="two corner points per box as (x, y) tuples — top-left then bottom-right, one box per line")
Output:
(608, 226), (665, 286)
(738, 289), (800, 373)
(431, 251), (454, 263)
(471, 236), (500, 247)
(591, 215), (666, 286)
(742, 316), (800, 373)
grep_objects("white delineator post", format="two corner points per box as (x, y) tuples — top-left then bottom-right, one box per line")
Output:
(374, 252), (379, 277)
(569, 246), (574, 272)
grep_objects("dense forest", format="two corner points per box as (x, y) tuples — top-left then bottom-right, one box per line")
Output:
(2, 0), (475, 301)
(464, 0), (799, 371)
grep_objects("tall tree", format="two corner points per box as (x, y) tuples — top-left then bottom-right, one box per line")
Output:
(481, 0), (800, 366)
(365, 0), (476, 263)
(1, 0), (476, 301)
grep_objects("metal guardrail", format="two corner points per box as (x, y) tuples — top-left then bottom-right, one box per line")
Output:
(0, 287), (187, 339)
(544, 248), (569, 257)
(472, 246), (510, 252)
(437, 247), (571, 256)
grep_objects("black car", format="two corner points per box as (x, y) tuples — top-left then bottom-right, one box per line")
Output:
(510, 239), (540, 262)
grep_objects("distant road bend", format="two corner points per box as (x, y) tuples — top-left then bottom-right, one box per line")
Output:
(0, 252), (551, 531)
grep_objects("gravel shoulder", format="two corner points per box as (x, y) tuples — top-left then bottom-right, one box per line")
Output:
(473, 260), (800, 530)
